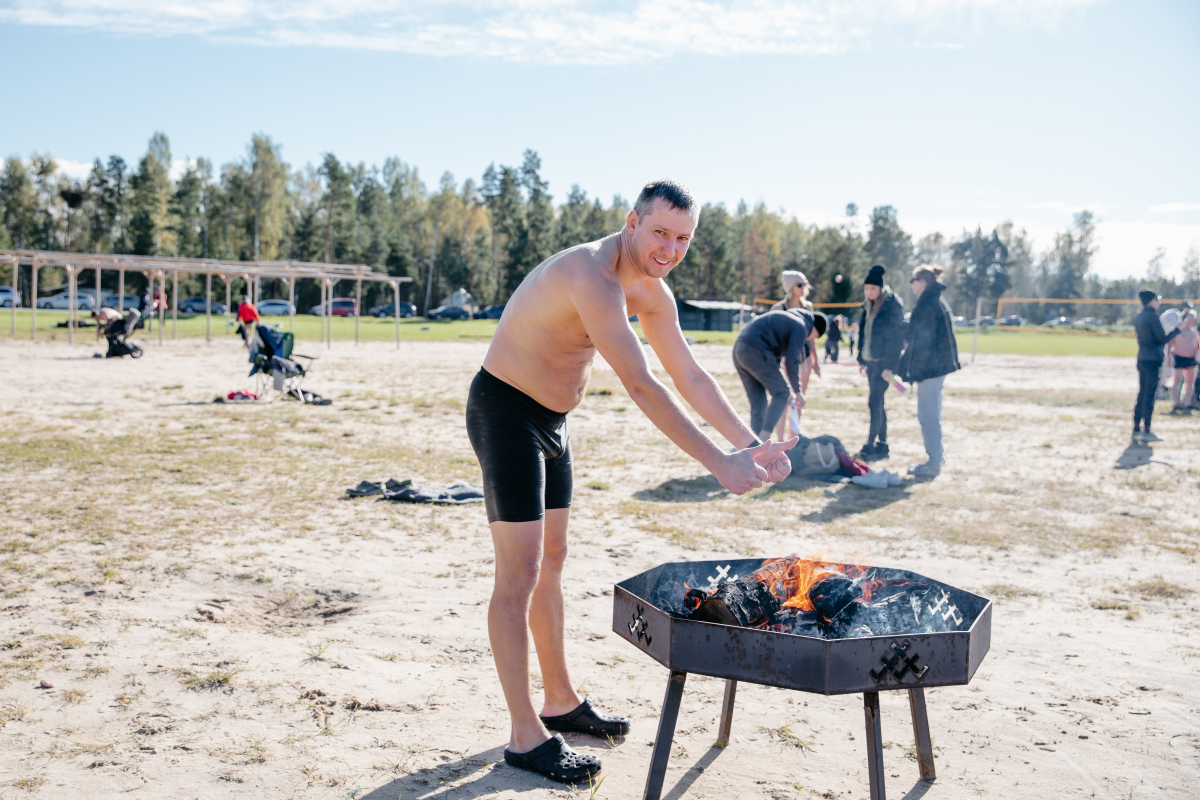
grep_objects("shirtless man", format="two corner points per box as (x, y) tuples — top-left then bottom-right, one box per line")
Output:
(465, 180), (797, 783)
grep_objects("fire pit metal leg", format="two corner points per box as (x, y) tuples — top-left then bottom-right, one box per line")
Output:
(863, 691), (886, 800)
(907, 688), (936, 781)
(644, 669), (687, 800)
(715, 679), (737, 747)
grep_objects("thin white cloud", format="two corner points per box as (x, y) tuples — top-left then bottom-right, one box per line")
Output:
(1148, 202), (1200, 214)
(0, 0), (1102, 64)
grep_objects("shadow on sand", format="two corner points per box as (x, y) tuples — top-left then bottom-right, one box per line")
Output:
(1115, 442), (1173, 470)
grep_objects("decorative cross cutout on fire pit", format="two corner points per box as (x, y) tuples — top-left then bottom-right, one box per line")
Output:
(927, 589), (963, 626)
(707, 564), (738, 588)
(869, 640), (930, 683)
(629, 604), (652, 646)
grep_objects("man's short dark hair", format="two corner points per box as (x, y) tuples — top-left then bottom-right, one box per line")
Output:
(633, 180), (698, 220)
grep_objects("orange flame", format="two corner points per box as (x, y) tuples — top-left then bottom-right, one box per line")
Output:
(748, 557), (871, 612)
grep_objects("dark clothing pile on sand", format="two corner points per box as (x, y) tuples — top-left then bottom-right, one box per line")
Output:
(347, 478), (485, 504)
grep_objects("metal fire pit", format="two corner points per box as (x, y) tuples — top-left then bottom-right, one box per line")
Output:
(613, 558), (991, 800)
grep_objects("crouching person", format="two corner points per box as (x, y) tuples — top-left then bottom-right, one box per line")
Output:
(899, 265), (960, 476)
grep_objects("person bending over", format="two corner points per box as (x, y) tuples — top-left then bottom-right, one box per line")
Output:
(735, 308), (825, 442)
(465, 181), (797, 785)
(856, 265), (905, 460)
(1134, 290), (1180, 442)
(898, 265), (959, 476)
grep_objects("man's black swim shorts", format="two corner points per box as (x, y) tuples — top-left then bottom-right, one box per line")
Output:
(465, 368), (573, 523)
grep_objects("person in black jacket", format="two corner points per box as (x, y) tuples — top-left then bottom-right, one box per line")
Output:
(899, 265), (960, 476)
(733, 309), (826, 442)
(856, 265), (905, 460)
(824, 314), (842, 363)
(1133, 290), (1180, 443)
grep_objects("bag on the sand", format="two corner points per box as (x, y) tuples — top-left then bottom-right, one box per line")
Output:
(791, 435), (849, 477)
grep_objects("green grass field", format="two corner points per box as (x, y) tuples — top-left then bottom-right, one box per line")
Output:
(0, 309), (1138, 357)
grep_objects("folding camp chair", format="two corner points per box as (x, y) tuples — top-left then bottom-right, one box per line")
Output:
(249, 325), (317, 403)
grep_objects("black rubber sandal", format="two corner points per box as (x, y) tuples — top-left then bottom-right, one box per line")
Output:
(503, 734), (601, 784)
(541, 698), (631, 737)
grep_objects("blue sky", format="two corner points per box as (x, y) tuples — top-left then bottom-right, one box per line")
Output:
(1, 0), (1197, 279)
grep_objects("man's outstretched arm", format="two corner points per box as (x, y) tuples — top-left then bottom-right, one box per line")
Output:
(635, 282), (797, 482)
(573, 279), (783, 494)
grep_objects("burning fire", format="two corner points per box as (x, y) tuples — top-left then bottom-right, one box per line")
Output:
(749, 557), (881, 613)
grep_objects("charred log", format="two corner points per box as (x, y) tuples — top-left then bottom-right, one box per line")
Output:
(809, 575), (863, 622)
(691, 578), (781, 627)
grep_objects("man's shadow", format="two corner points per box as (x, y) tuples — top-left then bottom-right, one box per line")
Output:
(1115, 442), (1173, 470)
(796, 479), (918, 523)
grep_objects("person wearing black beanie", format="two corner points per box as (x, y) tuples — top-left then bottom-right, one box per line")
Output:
(1133, 290), (1179, 442)
(855, 265), (905, 460)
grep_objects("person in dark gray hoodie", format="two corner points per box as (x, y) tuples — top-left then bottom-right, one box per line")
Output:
(899, 265), (960, 476)
(1133, 290), (1179, 443)
(855, 265), (905, 460)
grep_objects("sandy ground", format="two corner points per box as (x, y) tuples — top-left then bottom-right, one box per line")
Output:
(0, 335), (1197, 800)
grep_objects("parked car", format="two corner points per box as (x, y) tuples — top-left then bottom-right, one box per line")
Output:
(978, 316), (995, 327)
(952, 316), (971, 327)
(997, 315), (1023, 327)
(37, 292), (95, 310)
(1044, 316), (1073, 326)
(256, 300), (295, 316)
(309, 298), (358, 317)
(370, 301), (416, 318)
(0, 287), (21, 307)
(1076, 317), (1103, 326)
(100, 293), (143, 311)
(425, 305), (471, 321)
(473, 304), (505, 320)
(178, 296), (230, 314)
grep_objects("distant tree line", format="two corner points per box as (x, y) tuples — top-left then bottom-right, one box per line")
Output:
(1, 132), (1195, 320)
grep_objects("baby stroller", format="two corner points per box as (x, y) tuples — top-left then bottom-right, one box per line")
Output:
(105, 309), (143, 359)
(248, 324), (318, 403)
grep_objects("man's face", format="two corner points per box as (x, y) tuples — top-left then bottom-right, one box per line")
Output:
(864, 284), (881, 302)
(1150, 298), (1160, 311)
(626, 199), (697, 279)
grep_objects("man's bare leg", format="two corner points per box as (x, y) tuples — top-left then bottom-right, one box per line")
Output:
(489, 519), (553, 753)
(529, 508), (584, 718)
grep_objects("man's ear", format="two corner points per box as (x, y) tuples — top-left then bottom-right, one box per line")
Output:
(625, 209), (639, 231)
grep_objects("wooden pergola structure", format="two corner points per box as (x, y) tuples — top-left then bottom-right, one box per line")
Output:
(1, 250), (413, 348)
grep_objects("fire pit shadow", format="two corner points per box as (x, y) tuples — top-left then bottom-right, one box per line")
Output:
(613, 557), (991, 800)
(358, 745), (517, 800)
(660, 745), (726, 800)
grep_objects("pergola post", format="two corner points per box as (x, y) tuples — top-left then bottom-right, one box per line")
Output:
(286, 277), (294, 334)
(172, 271), (179, 341)
(355, 278), (361, 345)
(392, 280), (401, 350)
(157, 270), (165, 346)
(94, 265), (101, 309)
(66, 264), (75, 344)
(118, 266), (125, 313)
(223, 276), (231, 335)
(205, 272), (212, 344)
(30, 256), (39, 341)
(8, 256), (16, 335)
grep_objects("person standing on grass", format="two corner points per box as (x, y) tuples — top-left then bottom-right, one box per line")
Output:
(855, 265), (905, 461)
(824, 314), (842, 363)
(465, 180), (797, 785)
(1134, 290), (1179, 442)
(1169, 310), (1199, 415)
(899, 265), (960, 476)
(237, 296), (260, 348)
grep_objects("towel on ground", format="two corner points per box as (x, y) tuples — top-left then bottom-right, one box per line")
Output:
(347, 478), (485, 504)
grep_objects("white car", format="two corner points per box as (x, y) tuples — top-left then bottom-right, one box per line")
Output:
(257, 300), (295, 316)
(37, 292), (95, 310)
(0, 287), (20, 308)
